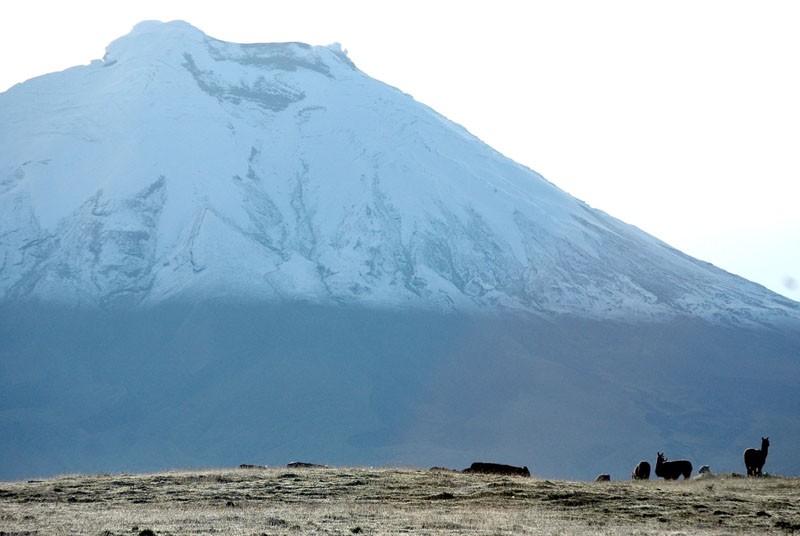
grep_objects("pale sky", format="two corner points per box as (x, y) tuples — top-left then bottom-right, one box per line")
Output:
(2, 1), (798, 301)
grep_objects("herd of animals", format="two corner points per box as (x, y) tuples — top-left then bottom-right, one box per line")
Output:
(626, 437), (770, 481)
(438, 437), (771, 481)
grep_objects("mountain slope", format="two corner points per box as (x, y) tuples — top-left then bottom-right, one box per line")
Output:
(1, 20), (797, 324)
(0, 21), (798, 480)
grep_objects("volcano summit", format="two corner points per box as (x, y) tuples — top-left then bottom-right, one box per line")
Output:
(1, 21), (798, 480)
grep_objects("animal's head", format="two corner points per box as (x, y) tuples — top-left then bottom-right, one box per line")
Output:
(762, 437), (770, 447)
(657, 452), (666, 462)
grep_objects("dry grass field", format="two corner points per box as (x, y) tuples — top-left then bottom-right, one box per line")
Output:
(1, 466), (799, 535)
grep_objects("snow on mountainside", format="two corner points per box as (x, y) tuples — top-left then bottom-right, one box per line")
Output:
(1, 20), (797, 325)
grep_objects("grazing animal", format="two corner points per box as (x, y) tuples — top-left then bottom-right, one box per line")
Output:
(462, 462), (531, 477)
(595, 474), (611, 482)
(631, 460), (651, 480)
(744, 437), (770, 476)
(698, 465), (711, 476)
(655, 452), (692, 480)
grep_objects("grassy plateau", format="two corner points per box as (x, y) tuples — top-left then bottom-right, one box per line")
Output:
(1, 466), (799, 535)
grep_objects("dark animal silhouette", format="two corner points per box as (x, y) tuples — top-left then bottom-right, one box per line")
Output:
(655, 452), (692, 480)
(595, 474), (611, 482)
(631, 460), (651, 480)
(744, 437), (770, 476)
(462, 462), (530, 477)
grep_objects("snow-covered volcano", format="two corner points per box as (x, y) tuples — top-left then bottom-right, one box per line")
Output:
(2, 20), (797, 324)
(1, 21), (798, 480)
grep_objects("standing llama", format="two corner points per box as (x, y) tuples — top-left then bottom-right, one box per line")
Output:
(655, 452), (692, 480)
(743, 437), (770, 476)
